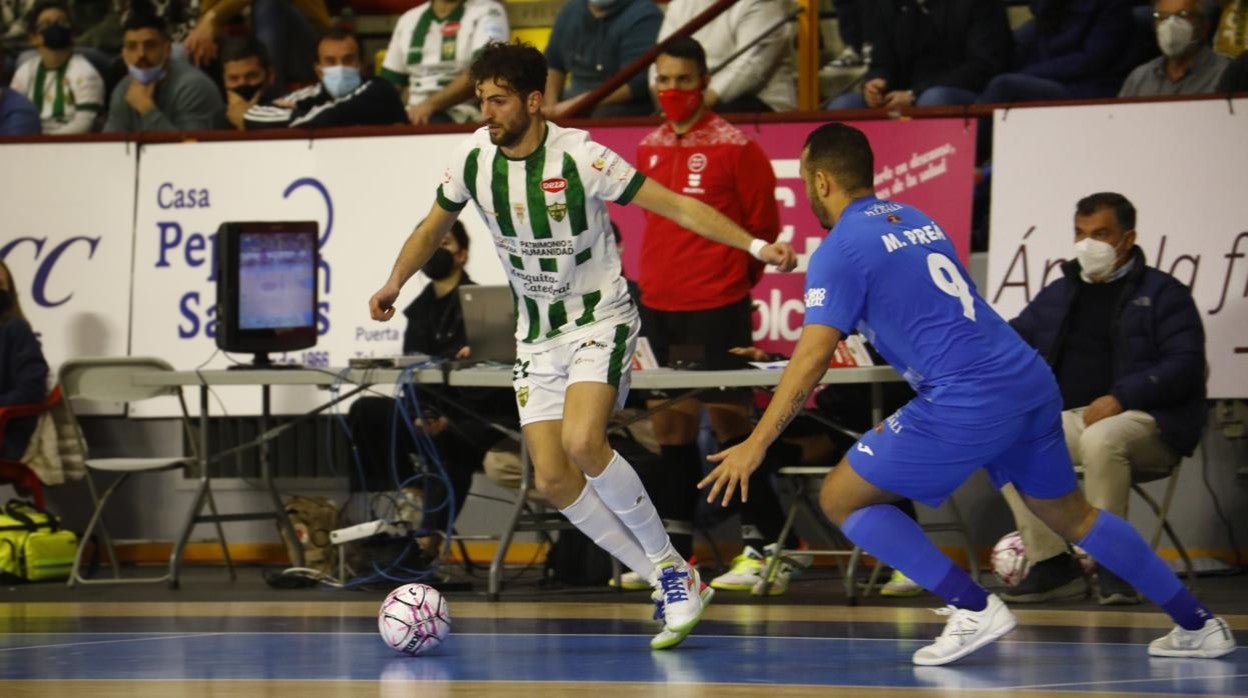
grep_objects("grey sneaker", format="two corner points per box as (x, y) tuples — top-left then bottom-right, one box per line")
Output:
(1149, 617), (1236, 658)
(1097, 569), (1142, 606)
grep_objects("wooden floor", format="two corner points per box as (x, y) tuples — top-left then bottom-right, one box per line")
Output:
(2, 592), (1245, 697)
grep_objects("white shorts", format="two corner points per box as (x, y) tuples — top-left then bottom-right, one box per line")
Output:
(512, 316), (640, 426)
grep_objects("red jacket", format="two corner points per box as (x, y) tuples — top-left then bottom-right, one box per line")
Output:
(636, 112), (779, 311)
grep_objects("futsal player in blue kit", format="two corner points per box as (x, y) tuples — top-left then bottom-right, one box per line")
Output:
(700, 123), (1236, 666)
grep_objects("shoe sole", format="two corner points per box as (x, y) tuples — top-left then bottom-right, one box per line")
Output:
(1001, 579), (1089, 604)
(651, 587), (714, 650)
(912, 613), (1017, 666)
(710, 580), (758, 592)
(1148, 643), (1236, 659)
(1097, 593), (1142, 606)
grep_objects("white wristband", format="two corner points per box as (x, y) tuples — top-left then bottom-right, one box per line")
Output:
(748, 238), (768, 261)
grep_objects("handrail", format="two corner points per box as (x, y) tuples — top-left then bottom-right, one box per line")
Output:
(705, 6), (801, 77)
(0, 92), (1243, 146)
(563, 0), (743, 119)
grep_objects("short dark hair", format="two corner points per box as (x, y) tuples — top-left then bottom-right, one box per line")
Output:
(470, 40), (546, 98)
(803, 122), (874, 191)
(449, 221), (469, 251)
(1076, 192), (1136, 231)
(219, 35), (270, 70)
(657, 36), (708, 75)
(318, 26), (359, 53)
(121, 7), (168, 37)
(25, 0), (72, 35)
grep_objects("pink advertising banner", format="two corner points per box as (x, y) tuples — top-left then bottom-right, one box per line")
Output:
(591, 118), (976, 354)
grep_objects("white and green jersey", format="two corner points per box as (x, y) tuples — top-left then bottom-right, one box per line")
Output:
(379, 0), (508, 121)
(436, 122), (646, 348)
(10, 55), (104, 135)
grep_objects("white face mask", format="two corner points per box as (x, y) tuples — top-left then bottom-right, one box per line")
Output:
(1156, 15), (1196, 58)
(1074, 238), (1122, 281)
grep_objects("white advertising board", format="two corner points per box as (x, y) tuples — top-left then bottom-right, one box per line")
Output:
(987, 99), (1248, 398)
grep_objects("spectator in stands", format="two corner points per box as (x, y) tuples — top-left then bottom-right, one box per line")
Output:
(0, 259), (50, 461)
(825, 0), (1012, 109)
(826, 0), (871, 68)
(624, 37), (802, 593)
(379, 0), (509, 125)
(1120, 0), (1231, 96)
(9, 0), (104, 133)
(1218, 48), (1248, 88)
(650, 0), (796, 113)
(243, 28), (406, 129)
(218, 35), (278, 130)
(183, 0), (331, 88)
(0, 84), (39, 133)
(1000, 192), (1206, 606)
(977, 0), (1135, 103)
(77, 0), (198, 60)
(103, 11), (221, 133)
(348, 222), (515, 565)
(544, 0), (661, 118)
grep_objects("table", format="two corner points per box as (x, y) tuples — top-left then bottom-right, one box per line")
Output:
(133, 364), (901, 595)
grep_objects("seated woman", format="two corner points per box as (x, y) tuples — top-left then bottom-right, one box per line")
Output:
(0, 259), (50, 460)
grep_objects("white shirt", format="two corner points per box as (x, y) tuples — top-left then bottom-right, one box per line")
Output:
(436, 122), (644, 347)
(10, 54), (104, 134)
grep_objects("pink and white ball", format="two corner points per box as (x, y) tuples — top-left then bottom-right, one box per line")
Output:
(378, 584), (451, 656)
(991, 530), (1095, 587)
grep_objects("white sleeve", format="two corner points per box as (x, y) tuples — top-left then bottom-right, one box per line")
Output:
(576, 139), (646, 205)
(706, 0), (790, 104)
(382, 10), (416, 78)
(435, 134), (481, 211)
(470, 1), (511, 54)
(9, 59), (33, 96)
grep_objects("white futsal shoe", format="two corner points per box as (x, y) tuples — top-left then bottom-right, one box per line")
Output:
(650, 559), (712, 650)
(1148, 617), (1236, 658)
(912, 594), (1017, 666)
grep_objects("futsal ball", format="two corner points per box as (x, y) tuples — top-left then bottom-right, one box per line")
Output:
(378, 583), (451, 656)
(990, 531), (1030, 587)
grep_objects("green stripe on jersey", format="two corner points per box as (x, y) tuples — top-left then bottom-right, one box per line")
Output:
(574, 290), (601, 327)
(491, 151), (517, 237)
(464, 148), (480, 204)
(562, 153), (587, 236)
(574, 248), (592, 266)
(379, 67), (407, 87)
(509, 254), (525, 270)
(617, 172), (646, 205)
(606, 323), (630, 389)
(539, 258), (558, 272)
(525, 148), (552, 239)
(436, 184), (466, 212)
(545, 301), (567, 339)
(522, 296), (541, 342)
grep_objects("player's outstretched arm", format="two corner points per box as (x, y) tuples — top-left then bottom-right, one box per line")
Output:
(700, 323), (843, 505)
(369, 202), (461, 322)
(630, 177), (798, 271)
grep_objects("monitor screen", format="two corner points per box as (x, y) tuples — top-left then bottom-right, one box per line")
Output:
(238, 231), (316, 330)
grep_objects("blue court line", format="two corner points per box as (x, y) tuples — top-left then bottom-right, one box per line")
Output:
(0, 631), (1242, 694)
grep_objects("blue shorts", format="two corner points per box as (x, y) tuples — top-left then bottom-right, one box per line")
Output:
(846, 395), (1078, 508)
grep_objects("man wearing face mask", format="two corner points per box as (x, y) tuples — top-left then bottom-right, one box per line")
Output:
(348, 222), (514, 567)
(9, 0), (104, 134)
(217, 36), (280, 131)
(999, 192), (1207, 606)
(1120, 0), (1231, 96)
(243, 27), (405, 130)
(625, 38), (793, 591)
(103, 10), (221, 133)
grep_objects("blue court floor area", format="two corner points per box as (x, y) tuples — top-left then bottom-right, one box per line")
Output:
(0, 600), (1244, 697)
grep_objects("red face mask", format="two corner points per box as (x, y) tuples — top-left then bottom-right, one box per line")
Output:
(657, 88), (703, 124)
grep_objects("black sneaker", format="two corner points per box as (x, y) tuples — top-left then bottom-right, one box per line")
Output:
(1098, 569), (1142, 605)
(1000, 553), (1088, 603)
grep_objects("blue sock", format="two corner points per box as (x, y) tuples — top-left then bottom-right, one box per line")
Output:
(842, 504), (987, 611)
(1078, 510), (1211, 630)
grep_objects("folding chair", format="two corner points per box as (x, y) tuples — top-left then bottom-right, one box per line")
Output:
(61, 357), (235, 587)
(1131, 463), (1195, 580)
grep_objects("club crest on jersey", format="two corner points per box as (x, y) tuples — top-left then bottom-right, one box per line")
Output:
(687, 153), (707, 173)
(887, 214), (901, 223)
(591, 158), (607, 171)
(547, 203), (568, 222)
(541, 178), (567, 193)
(512, 202), (526, 222)
(516, 385), (529, 407)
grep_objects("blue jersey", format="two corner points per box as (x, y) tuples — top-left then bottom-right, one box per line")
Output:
(804, 196), (1056, 416)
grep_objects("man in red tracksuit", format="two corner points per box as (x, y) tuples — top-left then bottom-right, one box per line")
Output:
(629, 36), (803, 595)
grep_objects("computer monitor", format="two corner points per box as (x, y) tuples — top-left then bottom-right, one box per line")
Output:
(215, 221), (319, 368)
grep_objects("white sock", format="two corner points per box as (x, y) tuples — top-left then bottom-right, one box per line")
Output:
(587, 451), (677, 564)
(560, 481), (655, 580)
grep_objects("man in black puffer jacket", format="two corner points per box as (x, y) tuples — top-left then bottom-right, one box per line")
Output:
(999, 192), (1206, 606)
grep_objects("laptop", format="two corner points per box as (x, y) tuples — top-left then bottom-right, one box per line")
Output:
(457, 285), (517, 364)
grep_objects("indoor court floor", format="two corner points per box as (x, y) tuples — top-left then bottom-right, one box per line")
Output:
(1, 569), (1245, 697)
